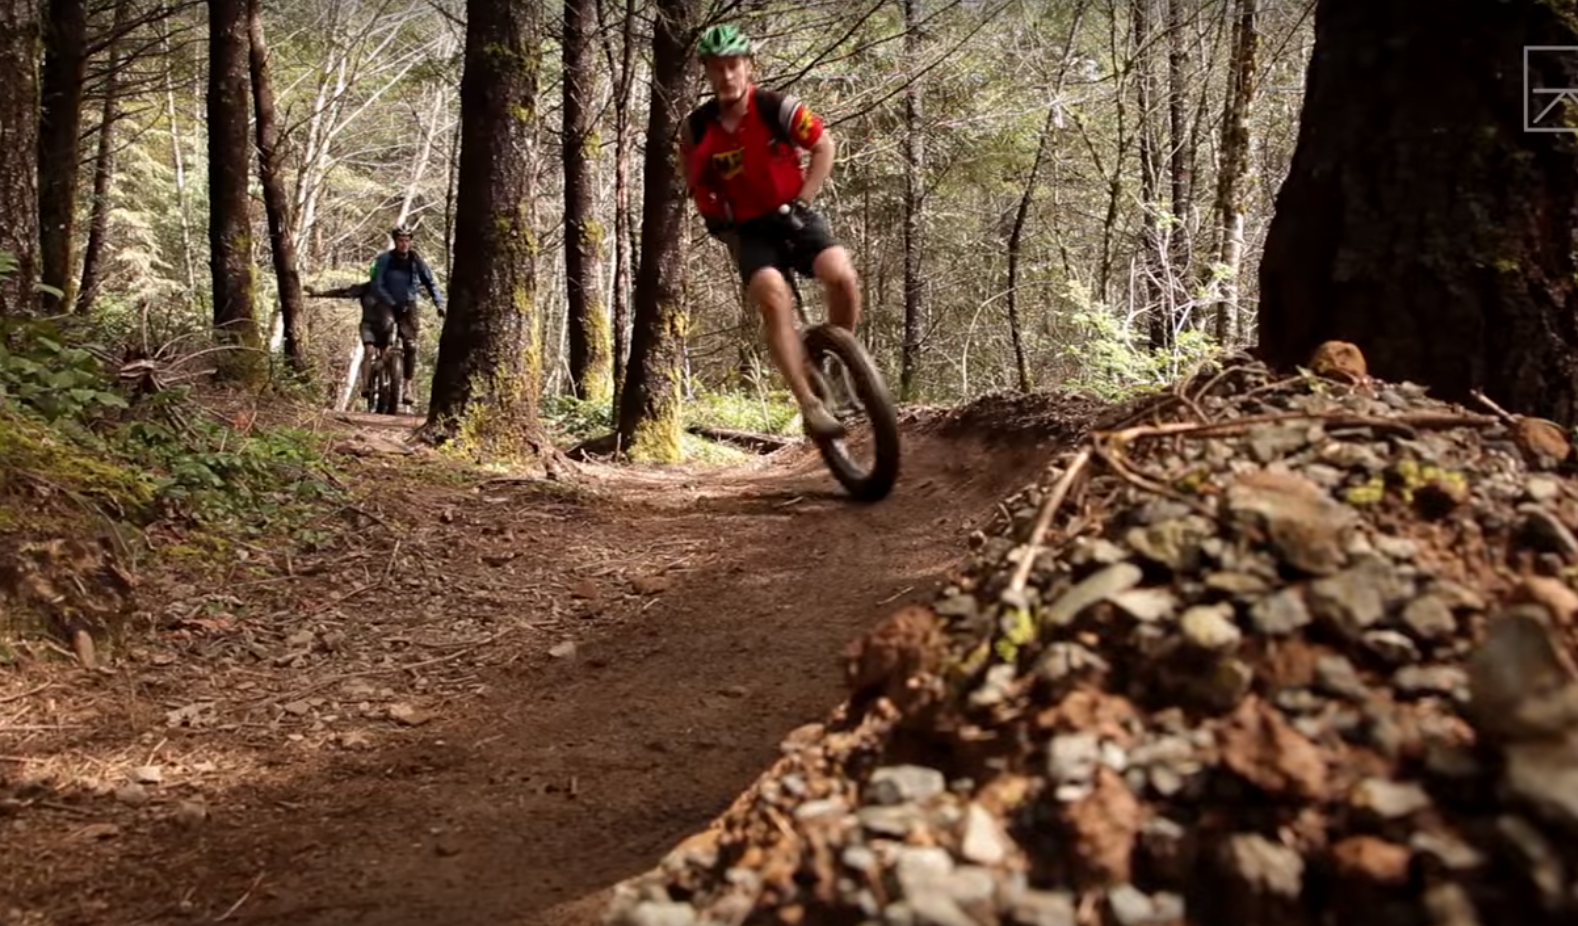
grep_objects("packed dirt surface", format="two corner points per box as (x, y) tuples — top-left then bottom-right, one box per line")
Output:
(0, 395), (1102, 926)
(606, 347), (1578, 926)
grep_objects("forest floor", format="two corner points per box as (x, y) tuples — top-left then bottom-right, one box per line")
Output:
(0, 396), (1098, 926)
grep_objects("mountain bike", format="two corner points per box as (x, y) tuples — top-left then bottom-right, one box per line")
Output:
(777, 206), (902, 503)
(364, 312), (406, 415)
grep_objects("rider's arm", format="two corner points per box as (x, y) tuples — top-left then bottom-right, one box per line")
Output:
(784, 100), (832, 206)
(370, 252), (395, 306)
(417, 256), (444, 310)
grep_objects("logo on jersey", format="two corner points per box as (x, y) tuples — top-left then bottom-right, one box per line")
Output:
(793, 106), (816, 144)
(710, 148), (745, 179)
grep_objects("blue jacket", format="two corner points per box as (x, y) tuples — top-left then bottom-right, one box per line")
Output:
(371, 249), (444, 309)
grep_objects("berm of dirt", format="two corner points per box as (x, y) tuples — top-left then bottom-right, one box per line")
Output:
(604, 346), (1578, 926)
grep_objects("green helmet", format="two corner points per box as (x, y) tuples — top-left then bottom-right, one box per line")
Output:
(697, 23), (751, 59)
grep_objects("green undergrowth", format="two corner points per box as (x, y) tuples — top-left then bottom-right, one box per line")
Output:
(0, 319), (347, 574)
(542, 385), (798, 464)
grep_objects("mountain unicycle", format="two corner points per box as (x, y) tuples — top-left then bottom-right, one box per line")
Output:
(801, 323), (901, 502)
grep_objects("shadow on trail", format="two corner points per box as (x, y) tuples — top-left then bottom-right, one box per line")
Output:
(5, 425), (1062, 926)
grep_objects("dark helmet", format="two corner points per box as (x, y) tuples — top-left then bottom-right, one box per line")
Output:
(390, 225), (413, 240)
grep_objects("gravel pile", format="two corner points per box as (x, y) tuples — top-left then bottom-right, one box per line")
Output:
(606, 344), (1578, 926)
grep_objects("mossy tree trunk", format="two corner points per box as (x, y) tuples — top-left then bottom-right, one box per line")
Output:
(615, 0), (694, 461)
(0, 0), (41, 317)
(207, 0), (260, 368)
(248, 0), (307, 374)
(36, 0), (86, 311)
(426, 0), (550, 457)
(1259, 0), (1578, 425)
(563, 0), (612, 404)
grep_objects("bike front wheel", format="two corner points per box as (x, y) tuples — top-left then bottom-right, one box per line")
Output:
(802, 323), (901, 502)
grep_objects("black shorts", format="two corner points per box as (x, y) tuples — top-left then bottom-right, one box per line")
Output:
(359, 301), (418, 348)
(724, 207), (837, 287)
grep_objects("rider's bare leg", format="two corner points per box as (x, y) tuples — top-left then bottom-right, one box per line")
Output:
(811, 245), (861, 333)
(748, 266), (844, 439)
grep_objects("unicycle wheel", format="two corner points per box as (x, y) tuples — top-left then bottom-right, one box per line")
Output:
(802, 324), (901, 502)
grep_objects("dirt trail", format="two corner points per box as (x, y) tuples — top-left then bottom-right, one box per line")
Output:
(1, 411), (1075, 926)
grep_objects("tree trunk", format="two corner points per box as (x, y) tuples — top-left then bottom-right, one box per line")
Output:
(1003, 1), (1087, 394)
(1166, 0), (1193, 324)
(563, 0), (612, 404)
(900, 0), (925, 401)
(36, 0), (87, 310)
(0, 0), (40, 316)
(208, 0), (259, 366)
(1210, 0), (1257, 344)
(1133, 0), (1168, 351)
(74, 0), (130, 316)
(425, 0), (549, 455)
(615, 0), (693, 461)
(599, 0), (637, 418)
(249, 0), (307, 374)
(160, 16), (198, 299)
(1259, 0), (1578, 425)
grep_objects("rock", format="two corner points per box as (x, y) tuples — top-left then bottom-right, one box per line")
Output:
(1402, 595), (1458, 641)
(793, 797), (847, 822)
(1410, 831), (1485, 872)
(114, 783), (149, 807)
(283, 700), (312, 716)
(1364, 629), (1421, 665)
(285, 629), (317, 650)
(1180, 603), (1242, 651)
(1422, 881), (1483, 926)
(857, 805), (925, 838)
(1222, 833), (1305, 899)
(631, 574), (672, 595)
(1008, 889), (1076, 926)
(1351, 777), (1433, 820)
(1309, 340), (1368, 381)
(1036, 642), (1109, 683)
(1126, 519), (1212, 573)
(172, 800), (209, 828)
(1109, 587), (1179, 623)
(1466, 606), (1578, 740)
(1225, 470), (1356, 575)
(1220, 697), (1329, 800)
(1106, 885), (1183, 926)
(1331, 835), (1411, 885)
(617, 901), (699, 926)
(893, 845), (955, 895)
(131, 765), (164, 785)
(387, 702), (430, 726)
(1308, 557), (1404, 637)
(1512, 417), (1571, 467)
(1046, 733), (1101, 799)
(1495, 815), (1566, 908)
(549, 640), (578, 659)
(1248, 589), (1311, 636)
(1394, 665), (1468, 699)
(1045, 562), (1144, 625)
(867, 765), (947, 806)
(1525, 476), (1563, 504)
(959, 802), (1010, 866)
(1502, 737), (1578, 831)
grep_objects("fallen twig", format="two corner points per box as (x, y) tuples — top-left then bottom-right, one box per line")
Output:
(1100, 409), (1501, 446)
(215, 872), (265, 922)
(1009, 449), (1093, 595)
(0, 683), (53, 705)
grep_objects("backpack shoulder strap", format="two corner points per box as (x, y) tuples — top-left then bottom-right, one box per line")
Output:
(685, 98), (721, 147)
(752, 87), (800, 148)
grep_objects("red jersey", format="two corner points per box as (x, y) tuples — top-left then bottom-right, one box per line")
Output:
(687, 86), (825, 224)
